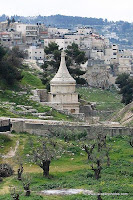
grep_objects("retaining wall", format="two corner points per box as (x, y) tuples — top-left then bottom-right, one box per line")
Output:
(11, 119), (131, 138)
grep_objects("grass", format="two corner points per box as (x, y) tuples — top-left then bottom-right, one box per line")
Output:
(0, 107), (18, 118)
(0, 134), (15, 156)
(77, 87), (124, 111)
(0, 194), (132, 200)
(0, 90), (73, 121)
(0, 90), (50, 118)
(21, 71), (45, 89)
(51, 109), (74, 121)
(0, 133), (133, 200)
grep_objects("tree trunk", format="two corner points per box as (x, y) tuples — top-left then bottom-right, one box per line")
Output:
(92, 160), (102, 180)
(24, 184), (30, 196)
(25, 190), (30, 196)
(107, 155), (110, 167)
(88, 153), (91, 160)
(130, 139), (133, 147)
(97, 194), (102, 200)
(94, 169), (101, 180)
(17, 164), (23, 181)
(13, 194), (19, 200)
(43, 160), (51, 177)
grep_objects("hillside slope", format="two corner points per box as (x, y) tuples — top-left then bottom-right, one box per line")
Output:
(112, 102), (133, 125)
(0, 67), (73, 121)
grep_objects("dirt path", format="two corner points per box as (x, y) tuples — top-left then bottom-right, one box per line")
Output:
(2, 140), (19, 159)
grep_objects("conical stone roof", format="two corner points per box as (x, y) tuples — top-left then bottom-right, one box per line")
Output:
(50, 51), (76, 84)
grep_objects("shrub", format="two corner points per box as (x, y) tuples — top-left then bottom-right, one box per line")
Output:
(0, 163), (14, 177)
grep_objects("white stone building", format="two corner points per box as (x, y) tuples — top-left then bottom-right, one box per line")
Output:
(55, 38), (73, 50)
(44, 38), (73, 50)
(16, 23), (47, 46)
(104, 44), (119, 64)
(26, 46), (44, 60)
(90, 49), (104, 60)
(77, 27), (93, 35)
(48, 27), (69, 37)
(118, 57), (132, 74)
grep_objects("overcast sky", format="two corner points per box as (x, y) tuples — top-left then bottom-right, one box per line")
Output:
(0, 0), (133, 22)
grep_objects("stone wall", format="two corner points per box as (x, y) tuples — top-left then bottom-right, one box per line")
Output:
(80, 105), (97, 117)
(31, 89), (48, 102)
(11, 118), (131, 138)
(36, 89), (48, 102)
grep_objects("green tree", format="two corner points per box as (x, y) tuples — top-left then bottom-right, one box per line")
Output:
(44, 42), (59, 54)
(0, 46), (6, 61)
(42, 42), (87, 86)
(66, 43), (87, 65)
(33, 139), (59, 177)
(115, 73), (133, 105)
(0, 45), (23, 86)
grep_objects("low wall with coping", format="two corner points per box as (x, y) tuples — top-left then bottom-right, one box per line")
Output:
(11, 118), (131, 137)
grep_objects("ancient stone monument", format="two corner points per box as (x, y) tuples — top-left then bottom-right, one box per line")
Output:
(48, 51), (80, 114)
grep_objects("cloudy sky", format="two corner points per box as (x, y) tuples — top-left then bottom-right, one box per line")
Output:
(0, 0), (133, 22)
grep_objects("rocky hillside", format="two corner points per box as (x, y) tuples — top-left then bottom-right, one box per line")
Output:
(112, 102), (133, 125)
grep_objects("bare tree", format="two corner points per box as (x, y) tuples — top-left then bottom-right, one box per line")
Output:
(9, 186), (19, 200)
(14, 153), (24, 181)
(22, 174), (31, 196)
(95, 133), (106, 152)
(95, 129), (111, 167)
(91, 158), (103, 180)
(17, 163), (23, 181)
(84, 144), (95, 160)
(87, 126), (111, 179)
(33, 139), (59, 177)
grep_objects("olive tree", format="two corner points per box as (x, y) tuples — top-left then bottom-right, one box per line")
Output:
(90, 152), (104, 180)
(9, 186), (20, 200)
(22, 174), (31, 196)
(15, 154), (24, 181)
(33, 139), (60, 177)
(83, 126), (111, 180)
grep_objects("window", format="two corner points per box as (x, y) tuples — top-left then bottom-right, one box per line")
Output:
(71, 109), (75, 114)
